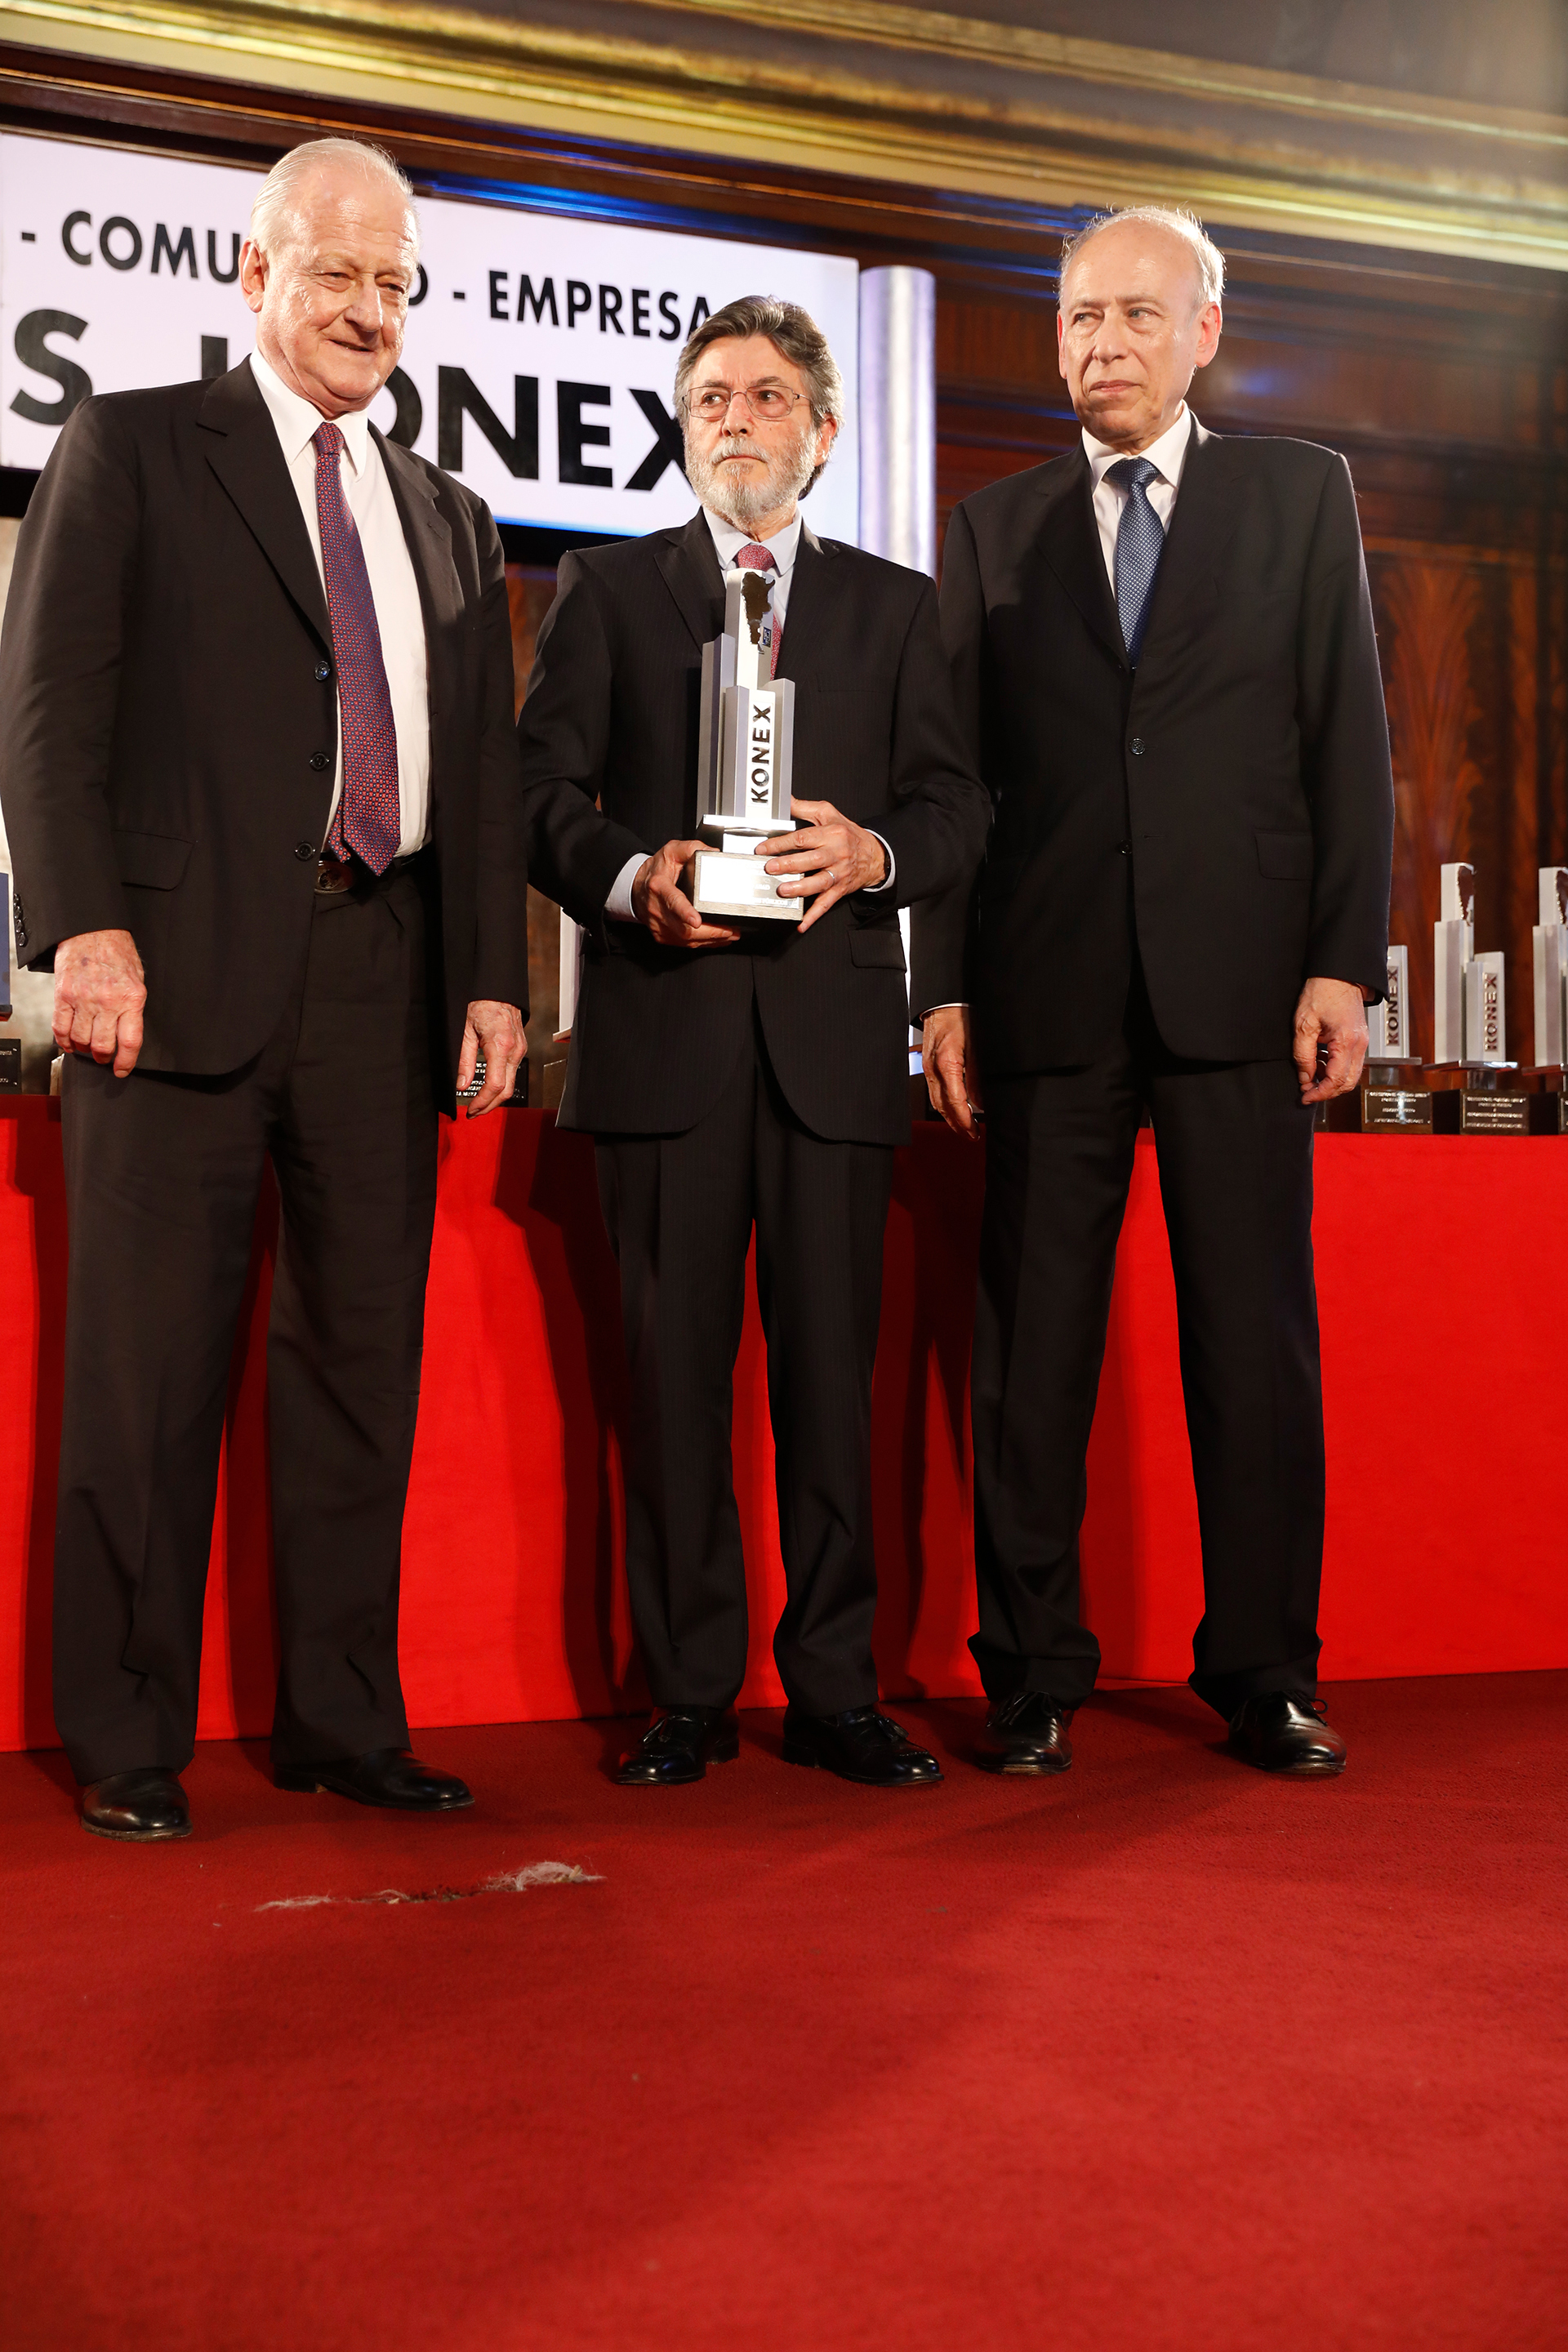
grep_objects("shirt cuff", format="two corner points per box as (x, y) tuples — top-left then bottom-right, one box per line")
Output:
(604, 852), (647, 923)
(862, 834), (896, 893)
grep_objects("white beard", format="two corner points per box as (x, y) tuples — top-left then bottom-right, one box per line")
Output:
(685, 424), (817, 531)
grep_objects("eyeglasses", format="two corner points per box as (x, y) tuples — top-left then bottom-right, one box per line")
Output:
(688, 383), (810, 424)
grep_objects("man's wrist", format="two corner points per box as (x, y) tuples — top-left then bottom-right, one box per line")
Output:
(862, 831), (894, 892)
(606, 852), (648, 924)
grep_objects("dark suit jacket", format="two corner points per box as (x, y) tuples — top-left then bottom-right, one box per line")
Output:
(519, 510), (989, 1144)
(912, 417), (1394, 1071)
(0, 362), (527, 1099)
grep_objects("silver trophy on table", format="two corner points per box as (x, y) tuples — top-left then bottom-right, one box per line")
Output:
(1352, 943), (1430, 1130)
(1532, 866), (1568, 1068)
(683, 568), (801, 923)
(1528, 866), (1568, 1132)
(1429, 860), (1528, 1131)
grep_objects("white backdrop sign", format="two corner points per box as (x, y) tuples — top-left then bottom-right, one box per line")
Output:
(0, 134), (861, 539)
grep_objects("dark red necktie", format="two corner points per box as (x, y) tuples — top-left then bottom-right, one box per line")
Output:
(735, 540), (780, 676)
(312, 420), (401, 875)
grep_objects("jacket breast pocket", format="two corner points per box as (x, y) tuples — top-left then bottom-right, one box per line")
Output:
(849, 924), (906, 973)
(114, 828), (193, 889)
(1255, 829), (1314, 882)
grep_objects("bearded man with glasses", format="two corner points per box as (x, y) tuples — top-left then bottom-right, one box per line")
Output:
(519, 295), (989, 1788)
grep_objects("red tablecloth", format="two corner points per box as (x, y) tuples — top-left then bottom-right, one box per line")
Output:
(2, 1100), (1562, 1751)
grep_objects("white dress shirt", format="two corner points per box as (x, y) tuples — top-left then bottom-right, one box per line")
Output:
(1083, 403), (1192, 597)
(928, 407), (1193, 1017)
(605, 502), (892, 920)
(250, 349), (431, 858)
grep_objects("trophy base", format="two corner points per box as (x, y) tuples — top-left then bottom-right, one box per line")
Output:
(1316, 1060), (1431, 1131)
(682, 844), (803, 924)
(1364, 1058), (1432, 1132)
(1515, 1067), (1568, 1132)
(1426, 1062), (1537, 1134)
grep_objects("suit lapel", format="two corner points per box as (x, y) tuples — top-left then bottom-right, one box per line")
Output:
(772, 523), (838, 683)
(197, 363), (330, 648)
(1137, 417), (1235, 665)
(1033, 448), (1126, 670)
(653, 510), (725, 651)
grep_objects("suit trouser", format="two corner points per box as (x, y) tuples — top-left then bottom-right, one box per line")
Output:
(595, 1003), (894, 1716)
(53, 859), (439, 1784)
(971, 963), (1325, 1720)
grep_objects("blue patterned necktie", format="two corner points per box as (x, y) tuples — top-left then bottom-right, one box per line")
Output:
(1106, 454), (1165, 666)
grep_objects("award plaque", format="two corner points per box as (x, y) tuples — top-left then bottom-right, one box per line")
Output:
(1430, 1061), (1533, 1134)
(0, 1040), (17, 1093)
(454, 1054), (531, 1110)
(1358, 1073), (1432, 1130)
(683, 569), (801, 924)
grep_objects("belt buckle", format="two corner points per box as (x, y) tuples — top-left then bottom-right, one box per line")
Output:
(314, 853), (352, 897)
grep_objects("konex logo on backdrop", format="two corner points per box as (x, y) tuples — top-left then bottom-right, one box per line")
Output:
(0, 135), (862, 540)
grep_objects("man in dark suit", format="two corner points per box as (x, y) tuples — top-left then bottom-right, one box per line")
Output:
(917, 206), (1393, 1779)
(519, 296), (990, 1788)
(0, 138), (527, 1840)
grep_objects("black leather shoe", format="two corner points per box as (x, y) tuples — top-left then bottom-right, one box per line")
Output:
(274, 1748), (474, 1811)
(616, 1708), (738, 1786)
(782, 1705), (942, 1787)
(81, 1768), (191, 1842)
(1227, 1693), (1347, 1776)
(976, 1691), (1074, 1775)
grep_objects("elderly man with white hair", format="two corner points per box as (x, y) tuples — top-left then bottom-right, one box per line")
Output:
(916, 205), (1394, 1779)
(0, 137), (528, 1838)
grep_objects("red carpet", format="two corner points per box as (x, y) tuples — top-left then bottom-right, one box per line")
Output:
(2, 1675), (1564, 2350)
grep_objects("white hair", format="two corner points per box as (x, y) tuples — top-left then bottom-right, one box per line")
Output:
(249, 137), (419, 259)
(1059, 205), (1225, 311)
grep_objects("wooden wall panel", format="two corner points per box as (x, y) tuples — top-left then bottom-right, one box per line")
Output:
(7, 42), (1557, 1071)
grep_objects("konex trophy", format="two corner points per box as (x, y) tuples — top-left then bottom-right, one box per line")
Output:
(1532, 866), (1568, 1068)
(1527, 867), (1568, 1132)
(1428, 861), (1527, 1131)
(1354, 945), (1429, 1130)
(1432, 861), (1475, 1062)
(683, 567), (800, 923)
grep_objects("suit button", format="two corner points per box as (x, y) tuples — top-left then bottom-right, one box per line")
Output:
(315, 662), (331, 682)
(310, 751), (331, 772)
(294, 841), (316, 861)
(1129, 736), (1145, 756)
(1116, 840), (1131, 856)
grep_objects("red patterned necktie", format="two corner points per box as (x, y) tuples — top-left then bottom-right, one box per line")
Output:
(735, 540), (780, 676)
(312, 420), (401, 875)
